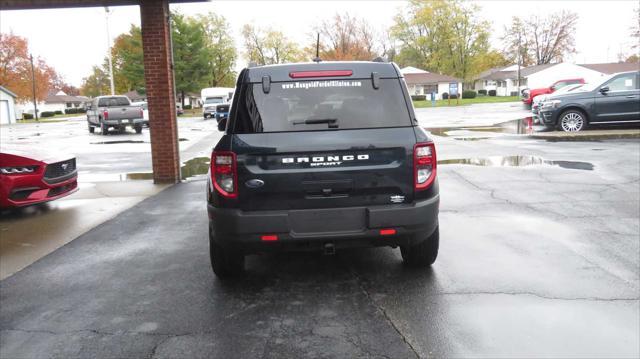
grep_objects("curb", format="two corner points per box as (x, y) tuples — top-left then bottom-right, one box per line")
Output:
(528, 130), (640, 141)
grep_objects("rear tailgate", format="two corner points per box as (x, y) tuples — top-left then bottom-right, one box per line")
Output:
(105, 106), (141, 121)
(233, 127), (416, 211)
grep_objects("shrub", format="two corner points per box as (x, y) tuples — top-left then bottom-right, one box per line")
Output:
(450, 94), (458, 99)
(462, 90), (477, 99)
(411, 95), (426, 101)
(488, 89), (497, 96)
(442, 92), (449, 100)
(76, 108), (86, 114)
(23, 113), (33, 120)
(183, 104), (192, 110)
(41, 111), (55, 118)
(478, 89), (487, 96)
(54, 110), (63, 115)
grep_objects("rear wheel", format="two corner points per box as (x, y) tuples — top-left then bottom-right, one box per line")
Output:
(134, 125), (143, 134)
(100, 121), (108, 135)
(558, 110), (586, 132)
(88, 123), (95, 133)
(209, 226), (244, 278)
(401, 226), (439, 267)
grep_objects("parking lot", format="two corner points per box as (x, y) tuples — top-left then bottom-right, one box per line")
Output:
(0, 116), (222, 279)
(1, 112), (638, 357)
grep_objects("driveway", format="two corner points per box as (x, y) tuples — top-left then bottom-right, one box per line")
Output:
(1, 132), (638, 358)
(0, 117), (223, 279)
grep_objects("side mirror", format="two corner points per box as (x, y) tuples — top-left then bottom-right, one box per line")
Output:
(599, 86), (610, 94)
(217, 117), (227, 132)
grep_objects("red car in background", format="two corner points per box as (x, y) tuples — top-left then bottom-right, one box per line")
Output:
(0, 148), (78, 209)
(522, 78), (585, 106)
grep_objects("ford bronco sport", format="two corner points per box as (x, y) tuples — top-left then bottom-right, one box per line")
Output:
(206, 61), (440, 278)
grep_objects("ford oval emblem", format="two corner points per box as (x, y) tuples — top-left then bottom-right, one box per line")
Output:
(245, 179), (265, 188)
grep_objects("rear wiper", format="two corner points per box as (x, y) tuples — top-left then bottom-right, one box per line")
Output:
(293, 118), (339, 128)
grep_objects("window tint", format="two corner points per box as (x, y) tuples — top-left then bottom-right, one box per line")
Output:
(606, 74), (637, 91)
(231, 78), (412, 133)
(98, 97), (130, 107)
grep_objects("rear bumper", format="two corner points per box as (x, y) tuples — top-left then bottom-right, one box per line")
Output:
(104, 118), (146, 126)
(208, 195), (439, 253)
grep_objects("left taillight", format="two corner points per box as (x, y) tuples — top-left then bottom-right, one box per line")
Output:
(414, 142), (436, 191)
(211, 151), (237, 198)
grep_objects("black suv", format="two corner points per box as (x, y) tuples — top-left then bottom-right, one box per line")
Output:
(206, 61), (439, 278)
(539, 71), (640, 132)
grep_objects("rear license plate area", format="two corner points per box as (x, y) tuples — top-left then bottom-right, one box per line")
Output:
(289, 208), (365, 234)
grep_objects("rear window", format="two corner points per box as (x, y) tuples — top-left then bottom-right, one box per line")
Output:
(98, 97), (130, 107)
(231, 78), (411, 133)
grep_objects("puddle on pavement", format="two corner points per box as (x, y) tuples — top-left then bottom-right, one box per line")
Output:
(438, 155), (594, 170)
(91, 138), (187, 145)
(85, 157), (211, 182)
(426, 118), (549, 139)
(91, 140), (146, 144)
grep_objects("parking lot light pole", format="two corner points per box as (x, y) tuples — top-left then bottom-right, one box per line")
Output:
(29, 54), (38, 122)
(105, 6), (115, 96)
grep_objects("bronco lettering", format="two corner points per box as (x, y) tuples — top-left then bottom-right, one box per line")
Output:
(282, 154), (369, 164)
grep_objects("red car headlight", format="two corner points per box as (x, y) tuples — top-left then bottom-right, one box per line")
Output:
(0, 166), (38, 175)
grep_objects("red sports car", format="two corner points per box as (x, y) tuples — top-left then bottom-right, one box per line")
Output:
(0, 148), (78, 209)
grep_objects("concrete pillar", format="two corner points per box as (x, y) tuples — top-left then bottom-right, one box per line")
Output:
(140, 0), (180, 183)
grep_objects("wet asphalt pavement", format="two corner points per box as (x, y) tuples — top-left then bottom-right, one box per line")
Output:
(1, 119), (639, 357)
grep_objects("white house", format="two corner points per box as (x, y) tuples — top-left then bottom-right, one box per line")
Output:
(400, 67), (463, 100)
(0, 86), (18, 125)
(473, 62), (631, 96)
(17, 90), (89, 116)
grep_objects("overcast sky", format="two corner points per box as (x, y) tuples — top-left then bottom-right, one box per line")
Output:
(1, 0), (637, 87)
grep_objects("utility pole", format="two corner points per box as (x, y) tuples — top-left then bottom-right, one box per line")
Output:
(517, 32), (521, 94)
(105, 6), (115, 95)
(29, 54), (39, 122)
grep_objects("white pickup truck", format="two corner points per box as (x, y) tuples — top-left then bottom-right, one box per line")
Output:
(86, 95), (147, 135)
(201, 87), (233, 120)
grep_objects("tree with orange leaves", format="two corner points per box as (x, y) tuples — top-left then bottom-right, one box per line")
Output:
(0, 32), (60, 102)
(313, 14), (382, 61)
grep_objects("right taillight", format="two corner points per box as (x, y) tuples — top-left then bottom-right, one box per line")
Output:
(414, 142), (436, 190)
(103, 110), (109, 120)
(211, 151), (237, 198)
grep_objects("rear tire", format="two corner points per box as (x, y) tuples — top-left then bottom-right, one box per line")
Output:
(134, 125), (143, 134)
(401, 226), (439, 267)
(100, 121), (108, 135)
(209, 226), (244, 278)
(88, 124), (95, 133)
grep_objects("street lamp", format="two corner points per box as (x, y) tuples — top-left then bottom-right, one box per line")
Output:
(105, 6), (115, 96)
(30, 54), (38, 122)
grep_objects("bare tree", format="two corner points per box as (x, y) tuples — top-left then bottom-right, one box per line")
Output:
(632, 7), (639, 50)
(528, 11), (578, 64)
(501, 11), (578, 65)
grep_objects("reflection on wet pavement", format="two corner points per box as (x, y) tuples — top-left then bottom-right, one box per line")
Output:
(90, 138), (189, 145)
(91, 140), (146, 144)
(426, 118), (548, 139)
(438, 155), (594, 170)
(102, 156), (211, 182)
